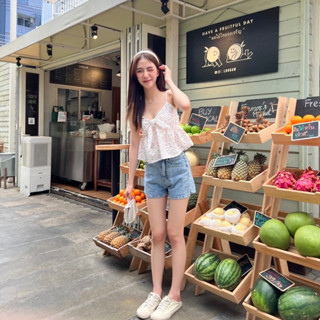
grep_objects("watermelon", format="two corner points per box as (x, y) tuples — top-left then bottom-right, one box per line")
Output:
(294, 225), (320, 257)
(284, 211), (316, 237)
(278, 286), (320, 320)
(214, 258), (241, 291)
(194, 252), (220, 281)
(251, 277), (280, 314)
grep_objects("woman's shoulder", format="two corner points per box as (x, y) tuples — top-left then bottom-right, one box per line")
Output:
(165, 90), (176, 108)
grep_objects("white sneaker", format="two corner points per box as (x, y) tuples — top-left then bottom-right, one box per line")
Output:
(136, 292), (161, 319)
(150, 296), (182, 320)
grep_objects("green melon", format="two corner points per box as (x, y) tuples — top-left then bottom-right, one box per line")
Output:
(284, 211), (316, 237)
(194, 252), (220, 282)
(278, 286), (320, 320)
(294, 225), (320, 257)
(251, 277), (281, 314)
(214, 258), (241, 291)
(259, 219), (290, 250)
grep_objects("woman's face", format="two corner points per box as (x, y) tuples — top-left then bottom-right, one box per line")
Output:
(135, 57), (159, 89)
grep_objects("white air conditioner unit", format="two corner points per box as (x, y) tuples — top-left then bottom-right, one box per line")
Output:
(20, 136), (52, 196)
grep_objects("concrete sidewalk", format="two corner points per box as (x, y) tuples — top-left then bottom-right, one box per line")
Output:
(0, 187), (247, 320)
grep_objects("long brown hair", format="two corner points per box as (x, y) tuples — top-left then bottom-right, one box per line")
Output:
(127, 50), (167, 130)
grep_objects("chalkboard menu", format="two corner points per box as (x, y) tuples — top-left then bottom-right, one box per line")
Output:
(260, 268), (294, 292)
(295, 96), (320, 117)
(191, 106), (221, 126)
(238, 97), (278, 119)
(223, 122), (246, 144)
(292, 121), (319, 141)
(50, 64), (112, 90)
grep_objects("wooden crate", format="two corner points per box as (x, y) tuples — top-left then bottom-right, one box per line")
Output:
(211, 123), (275, 144)
(252, 236), (320, 271)
(202, 167), (268, 193)
(128, 239), (172, 269)
(191, 165), (206, 178)
(272, 126), (320, 146)
(190, 128), (216, 145)
(120, 163), (145, 177)
(263, 168), (320, 204)
(193, 208), (258, 246)
(107, 197), (147, 212)
(184, 249), (253, 304)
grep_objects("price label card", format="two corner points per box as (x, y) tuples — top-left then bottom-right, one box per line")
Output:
(223, 122), (246, 144)
(291, 121), (319, 141)
(213, 154), (238, 168)
(254, 211), (271, 228)
(188, 113), (208, 131)
(259, 268), (295, 292)
(223, 201), (247, 214)
(237, 254), (253, 277)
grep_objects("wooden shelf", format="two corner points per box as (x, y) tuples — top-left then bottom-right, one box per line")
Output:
(272, 127), (320, 146)
(120, 163), (145, 177)
(107, 197), (147, 212)
(190, 128), (216, 145)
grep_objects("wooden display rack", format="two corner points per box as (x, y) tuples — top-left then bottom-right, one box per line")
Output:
(183, 97), (288, 305)
(244, 96), (320, 320)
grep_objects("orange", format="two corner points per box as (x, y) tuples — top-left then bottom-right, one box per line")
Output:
(119, 189), (125, 196)
(135, 195), (142, 203)
(284, 123), (292, 134)
(140, 192), (146, 199)
(290, 115), (303, 124)
(115, 194), (121, 201)
(302, 114), (315, 122)
(134, 189), (141, 196)
(315, 115), (320, 120)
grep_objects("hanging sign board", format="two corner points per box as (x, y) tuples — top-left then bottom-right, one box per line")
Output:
(223, 201), (247, 214)
(188, 113), (208, 130)
(223, 122), (246, 144)
(260, 268), (295, 292)
(213, 154), (238, 168)
(191, 106), (221, 126)
(186, 7), (279, 83)
(291, 121), (319, 141)
(295, 96), (320, 117)
(238, 97), (278, 119)
(237, 254), (253, 277)
(254, 211), (271, 228)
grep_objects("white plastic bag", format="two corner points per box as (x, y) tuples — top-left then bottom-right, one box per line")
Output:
(124, 199), (138, 225)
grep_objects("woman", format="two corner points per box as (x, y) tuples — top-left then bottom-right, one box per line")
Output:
(125, 49), (195, 320)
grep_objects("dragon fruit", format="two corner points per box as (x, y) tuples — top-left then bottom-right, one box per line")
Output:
(295, 177), (315, 192)
(312, 177), (320, 192)
(300, 166), (318, 181)
(272, 170), (296, 189)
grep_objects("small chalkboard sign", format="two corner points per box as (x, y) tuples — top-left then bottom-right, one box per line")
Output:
(295, 96), (320, 118)
(213, 154), (238, 168)
(238, 98), (278, 119)
(223, 122), (246, 144)
(237, 254), (253, 277)
(291, 121), (319, 141)
(188, 113), (207, 130)
(191, 106), (221, 126)
(259, 268), (295, 292)
(223, 201), (247, 214)
(254, 211), (271, 228)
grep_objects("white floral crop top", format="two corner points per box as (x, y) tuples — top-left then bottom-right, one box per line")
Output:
(138, 95), (193, 164)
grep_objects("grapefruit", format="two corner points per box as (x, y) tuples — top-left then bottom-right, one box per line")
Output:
(294, 225), (320, 257)
(284, 211), (316, 237)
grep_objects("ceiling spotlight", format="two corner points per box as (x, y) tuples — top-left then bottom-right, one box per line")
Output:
(47, 44), (53, 56)
(91, 25), (98, 39)
(161, 0), (169, 14)
(16, 57), (21, 67)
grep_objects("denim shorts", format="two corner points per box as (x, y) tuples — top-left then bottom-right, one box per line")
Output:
(144, 152), (196, 199)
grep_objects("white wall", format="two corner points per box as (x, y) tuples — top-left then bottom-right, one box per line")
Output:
(0, 62), (10, 151)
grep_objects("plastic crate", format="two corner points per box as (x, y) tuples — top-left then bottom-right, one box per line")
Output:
(0, 153), (15, 177)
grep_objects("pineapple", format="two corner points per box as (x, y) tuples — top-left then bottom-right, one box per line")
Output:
(231, 160), (248, 181)
(103, 231), (121, 244)
(110, 234), (129, 249)
(236, 150), (249, 163)
(247, 153), (267, 180)
(206, 152), (219, 177)
(217, 166), (232, 179)
(97, 229), (113, 241)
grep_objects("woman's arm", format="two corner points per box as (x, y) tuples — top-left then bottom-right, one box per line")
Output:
(159, 64), (190, 111)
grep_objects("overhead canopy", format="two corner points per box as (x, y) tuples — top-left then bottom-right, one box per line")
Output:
(0, 0), (247, 70)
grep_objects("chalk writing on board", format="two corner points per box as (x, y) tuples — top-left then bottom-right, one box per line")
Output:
(238, 97), (278, 119)
(223, 122), (246, 144)
(260, 268), (295, 292)
(292, 121), (319, 141)
(191, 106), (221, 126)
(295, 96), (320, 117)
(254, 211), (271, 228)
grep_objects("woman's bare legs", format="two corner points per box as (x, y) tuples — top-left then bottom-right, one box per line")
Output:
(167, 197), (189, 301)
(147, 197), (168, 298)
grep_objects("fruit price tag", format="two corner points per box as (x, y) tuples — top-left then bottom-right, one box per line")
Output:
(237, 254), (253, 277)
(223, 122), (246, 144)
(254, 211), (271, 228)
(223, 201), (247, 214)
(291, 121), (319, 141)
(213, 154), (238, 168)
(188, 113), (208, 131)
(259, 268), (295, 292)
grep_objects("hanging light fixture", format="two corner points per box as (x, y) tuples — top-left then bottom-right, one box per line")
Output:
(47, 44), (53, 56)
(161, 0), (169, 14)
(116, 70), (121, 77)
(16, 57), (21, 67)
(91, 25), (98, 39)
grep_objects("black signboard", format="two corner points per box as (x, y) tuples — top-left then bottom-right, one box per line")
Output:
(237, 254), (253, 277)
(50, 64), (112, 90)
(186, 7), (279, 83)
(260, 268), (295, 292)
(295, 96), (320, 117)
(189, 113), (207, 130)
(238, 97), (278, 119)
(223, 122), (246, 144)
(254, 211), (271, 228)
(25, 72), (39, 136)
(223, 201), (248, 214)
(292, 121), (320, 141)
(191, 106), (221, 126)
(213, 154), (238, 168)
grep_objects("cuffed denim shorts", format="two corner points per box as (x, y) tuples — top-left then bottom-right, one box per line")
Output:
(144, 152), (196, 200)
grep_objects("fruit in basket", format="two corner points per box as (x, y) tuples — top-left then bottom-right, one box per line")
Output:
(110, 234), (129, 249)
(294, 225), (320, 257)
(284, 211), (316, 237)
(239, 216), (252, 228)
(217, 166), (232, 179)
(185, 150), (199, 166)
(187, 193), (198, 211)
(214, 258), (241, 291)
(295, 177), (315, 192)
(278, 286), (320, 320)
(300, 166), (318, 180)
(191, 125), (200, 134)
(313, 177), (320, 192)
(302, 114), (315, 122)
(272, 170), (297, 189)
(97, 229), (113, 241)
(251, 277), (280, 314)
(247, 153), (267, 180)
(137, 235), (152, 252)
(290, 115), (303, 124)
(231, 159), (248, 181)
(259, 219), (290, 250)
(206, 153), (219, 177)
(103, 231), (121, 244)
(194, 252), (220, 282)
